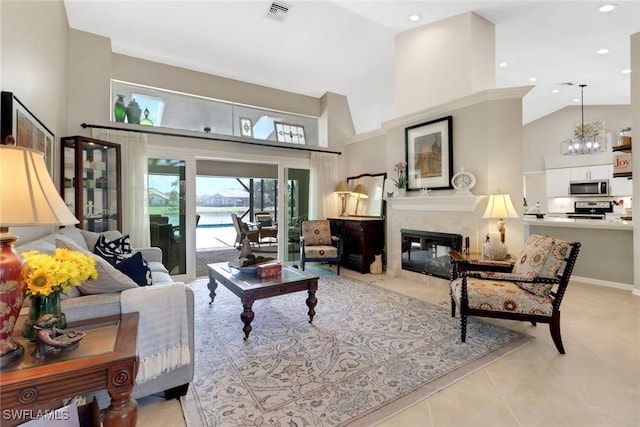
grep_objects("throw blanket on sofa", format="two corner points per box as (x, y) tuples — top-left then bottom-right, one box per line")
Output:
(121, 283), (190, 383)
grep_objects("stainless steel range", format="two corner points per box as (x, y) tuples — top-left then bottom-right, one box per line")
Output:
(566, 201), (613, 220)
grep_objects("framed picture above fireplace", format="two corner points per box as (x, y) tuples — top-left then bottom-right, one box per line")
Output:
(405, 116), (453, 191)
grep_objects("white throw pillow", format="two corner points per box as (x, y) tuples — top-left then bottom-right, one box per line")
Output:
(55, 237), (138, 295)
(57, 226), (90, 250)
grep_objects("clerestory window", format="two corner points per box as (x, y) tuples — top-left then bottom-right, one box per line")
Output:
(111, 80), (319, 146)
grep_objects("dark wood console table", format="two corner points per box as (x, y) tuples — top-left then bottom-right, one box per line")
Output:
(1, 313), (139, 427)
(329, 217), (385, 273)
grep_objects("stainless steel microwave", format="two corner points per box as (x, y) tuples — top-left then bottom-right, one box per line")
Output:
(569, 179), (609, 196)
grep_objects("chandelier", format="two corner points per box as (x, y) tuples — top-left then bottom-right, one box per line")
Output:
(561, 84), (606, 155)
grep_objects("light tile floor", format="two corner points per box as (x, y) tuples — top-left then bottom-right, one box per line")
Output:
(138, 268), (640, 426)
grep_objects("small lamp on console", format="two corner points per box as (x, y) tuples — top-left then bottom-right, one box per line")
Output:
(334, 180), (350, 217)
(0, 143), (78, 369)
(351, 184), (368, 216)
(482, 191), (519, 260)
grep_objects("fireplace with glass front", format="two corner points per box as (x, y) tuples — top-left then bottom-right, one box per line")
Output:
(401, 229), (463, 279)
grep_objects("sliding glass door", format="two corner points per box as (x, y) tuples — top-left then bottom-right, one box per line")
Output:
(283, 168), (310, 262)
(148, 158), (186, 275)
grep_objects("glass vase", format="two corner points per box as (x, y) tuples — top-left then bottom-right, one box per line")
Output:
(21, 293), (66, 341)
(114, 94), (126, 122)
(126, 98), (141, 124)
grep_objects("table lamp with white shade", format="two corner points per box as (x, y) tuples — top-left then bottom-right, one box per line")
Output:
(0, 142), (78, 369)
(482, 191), (519, 259)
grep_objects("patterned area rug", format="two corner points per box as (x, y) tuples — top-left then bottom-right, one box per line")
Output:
(181, 274), (531, 426)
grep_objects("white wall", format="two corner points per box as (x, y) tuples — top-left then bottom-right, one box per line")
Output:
(1, 0), (69, 242)
(344, 130), (387, 177)
(1, 1), (69, 142)
(395, 12), (495, 118)
(523, 105), (631, 172)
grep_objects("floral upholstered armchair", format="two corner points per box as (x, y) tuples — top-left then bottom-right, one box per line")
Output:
(300, 220), (342, 275)
(450, 234), (581, 354)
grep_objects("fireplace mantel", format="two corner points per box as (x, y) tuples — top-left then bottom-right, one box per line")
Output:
(384, 195), (487, 212)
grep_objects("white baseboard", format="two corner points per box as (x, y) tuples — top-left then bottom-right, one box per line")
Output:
(571, 275), (636, 293)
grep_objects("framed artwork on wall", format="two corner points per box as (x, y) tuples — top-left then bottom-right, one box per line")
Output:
(405, 116), (453, 191)
(1, 91), (55, 178)
(274, 121), (305, 144)
(239, 117), (253, 138)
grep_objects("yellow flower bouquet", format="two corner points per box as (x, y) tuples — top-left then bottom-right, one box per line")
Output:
(21, 248), (98, 340)
(22, 248), (98, 297)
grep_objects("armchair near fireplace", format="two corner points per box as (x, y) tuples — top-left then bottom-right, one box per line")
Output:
(300, 220), (342, 275)
(450, 234), (581, 354)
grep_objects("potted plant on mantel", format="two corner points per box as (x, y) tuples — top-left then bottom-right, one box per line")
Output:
(392, 161), (408, 197)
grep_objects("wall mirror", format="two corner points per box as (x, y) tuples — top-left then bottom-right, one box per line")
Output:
(346, 172), (387, 217)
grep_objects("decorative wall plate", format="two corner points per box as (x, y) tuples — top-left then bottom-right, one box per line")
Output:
(452, 169), (476, 195)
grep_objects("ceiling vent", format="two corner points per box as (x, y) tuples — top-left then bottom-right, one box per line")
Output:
(265, 1), (291, 21)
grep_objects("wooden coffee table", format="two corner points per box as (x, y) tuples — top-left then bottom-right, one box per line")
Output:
(1, 313), (138, 427)
(207, 262), (319, 339)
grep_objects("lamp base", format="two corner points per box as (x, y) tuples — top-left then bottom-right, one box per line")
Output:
(0, 230), (27, 370)
(0, 344), (24, 370)
(482, 242), (509, 260)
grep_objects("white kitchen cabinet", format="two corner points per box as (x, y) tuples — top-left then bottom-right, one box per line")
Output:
(545, 168), (571, 197)
(610, 176), (633, 196)
(569, 164), (610, 181)
(545, 164), (619, 199)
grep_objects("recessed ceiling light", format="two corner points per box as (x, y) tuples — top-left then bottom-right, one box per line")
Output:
(599, 4), (617, 13)
(529, 77), (537, 82)
(552, 89), (560, 94)
(621, 69), (632, 74)
(409, 14), (421, 22)
(573, 98), (581, 102)
(597, 48), (610, 54)
(498, 62), (508, 68)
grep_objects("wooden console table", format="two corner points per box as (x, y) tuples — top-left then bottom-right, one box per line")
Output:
(1, 313), (139, 427)
(329, 217), (385, 273)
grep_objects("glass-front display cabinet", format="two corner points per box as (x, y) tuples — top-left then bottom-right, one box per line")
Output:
(61, 136), (122, 232)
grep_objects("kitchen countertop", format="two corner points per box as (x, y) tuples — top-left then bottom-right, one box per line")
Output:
(524, 217), (633, 230)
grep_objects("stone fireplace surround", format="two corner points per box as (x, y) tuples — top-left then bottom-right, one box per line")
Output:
(385, 195), (486, 284)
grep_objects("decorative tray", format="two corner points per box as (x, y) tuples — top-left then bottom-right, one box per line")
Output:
(228, 261), (258, 274)
(229, 257), (275, 274)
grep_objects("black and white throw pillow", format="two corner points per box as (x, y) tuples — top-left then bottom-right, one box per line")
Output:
(94, 234), (132, 265)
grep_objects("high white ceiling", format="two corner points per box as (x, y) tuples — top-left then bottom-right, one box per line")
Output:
(63, 0), (639, 134)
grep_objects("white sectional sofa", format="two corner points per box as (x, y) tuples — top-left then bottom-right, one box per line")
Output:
(15, 226), (195, 405)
